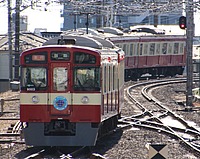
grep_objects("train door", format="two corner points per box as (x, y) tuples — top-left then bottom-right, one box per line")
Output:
(49, 63), (72, 116)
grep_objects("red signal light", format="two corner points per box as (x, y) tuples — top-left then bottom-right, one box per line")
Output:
(179, 16), (186, 29)
(180, 24), (185, 29)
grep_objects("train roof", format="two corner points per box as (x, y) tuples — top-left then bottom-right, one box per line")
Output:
(100, 27), (185, 38)
(130, 25), (186, 35)
(59, 27), (186, 44)
(43, 32), (115, 49)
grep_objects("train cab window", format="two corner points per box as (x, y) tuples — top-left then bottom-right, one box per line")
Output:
(53, 67), (68, 91)
(174, 43), (179, 54)
(162, 43), (167, 54)
(74, 52), (96, 64)
(74, 67), (100, 91)
(21, 67), (47, 90)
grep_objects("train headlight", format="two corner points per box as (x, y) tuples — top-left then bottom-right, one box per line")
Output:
(81, 96), (89, 103)
(32, 95), (39, 103)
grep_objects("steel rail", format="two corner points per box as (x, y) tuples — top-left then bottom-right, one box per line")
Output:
(125, 78), (200, 153)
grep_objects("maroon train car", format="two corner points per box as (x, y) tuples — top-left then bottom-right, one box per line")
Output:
(101, 27), (186, 80)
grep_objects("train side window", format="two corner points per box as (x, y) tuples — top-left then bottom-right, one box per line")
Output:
(139, 43), (143, 55)
(149, 43), (155, 55)
(162, 43), (167, 54)
(143, 43), (148, 55)
(156, 43), (160, 55)
(113, 65), (116, 91)
(130, 44), (133, 56)
(179, 43), (184, 54)
(113, 65), (118, 90)
(174, 43), (179, 54)
(113, 65), (115, 90)
(53, 67), (68, 91)
(104, 65), (107, 93)
(126, 44), (130, 56)
(109, 65), (111, 92)
(168, 43), (173, 54)
(134, 44), (138, 55)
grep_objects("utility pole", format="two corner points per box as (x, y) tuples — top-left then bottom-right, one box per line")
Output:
(14, 0), (20, 81)
(85, 13), (89, 34)
(186, 0), (194, 108)
(8, 0), (13, 82)
(81, 12), (94, 34)
(73, 14), (77, 31)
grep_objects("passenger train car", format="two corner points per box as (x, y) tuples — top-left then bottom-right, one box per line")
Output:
(20, 33), (124, 146)
(101, 27), (186, 80)
(74, 27), (186, 80)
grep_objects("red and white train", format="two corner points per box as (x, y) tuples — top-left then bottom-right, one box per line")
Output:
(20, 33), (125, 146)
(100, 27), (186, 80)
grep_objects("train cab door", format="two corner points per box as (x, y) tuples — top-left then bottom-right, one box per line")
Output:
(49, 63), (72, 116)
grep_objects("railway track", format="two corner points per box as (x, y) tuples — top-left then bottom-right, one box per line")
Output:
(0, 95), (23, 145)
(0, 119), (22, 144)
(1, 78), (200, 158)
(0, 93), (104, 158)
(119, 77), (200, 154)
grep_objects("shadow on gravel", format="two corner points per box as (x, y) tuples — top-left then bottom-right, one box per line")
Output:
(91, 129), (123, 155)
(14, 146), (51, 159)
(14, 130), (123, 158)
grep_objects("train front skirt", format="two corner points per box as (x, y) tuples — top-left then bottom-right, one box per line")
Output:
(23, 122), (99, 146)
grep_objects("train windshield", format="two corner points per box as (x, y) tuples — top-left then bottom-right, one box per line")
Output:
(74, 67), (100, 91)
(21, 67), (47, 90)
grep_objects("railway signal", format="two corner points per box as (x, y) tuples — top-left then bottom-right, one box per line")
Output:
(179, 16), (186, 29)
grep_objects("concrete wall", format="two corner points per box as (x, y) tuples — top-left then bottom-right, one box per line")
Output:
(0, 80), (10, 92)
(0, 53), (9, 80)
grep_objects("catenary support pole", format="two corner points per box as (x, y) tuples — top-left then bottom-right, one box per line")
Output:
(186, 0), (194, 107)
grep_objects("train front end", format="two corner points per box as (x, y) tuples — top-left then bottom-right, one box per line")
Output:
(20, 46), (102, 146)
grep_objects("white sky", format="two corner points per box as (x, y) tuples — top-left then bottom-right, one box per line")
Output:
(0, 5), (63, 34)
(0, 4), (200, 36)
